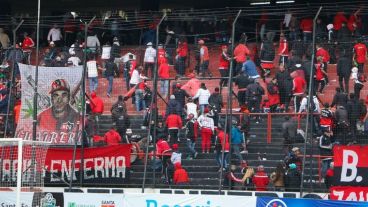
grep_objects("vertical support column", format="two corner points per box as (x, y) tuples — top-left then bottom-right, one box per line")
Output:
(4, 20), (23, 138)
(267, 113), (272, 144)
(300, 6), (322, 197)
(219, 10), (242, 193)
(16, 139), (23, 207)
(142, 14), (167, 193)
(77, 16), (96, 189)
(31, 0), (41, 190)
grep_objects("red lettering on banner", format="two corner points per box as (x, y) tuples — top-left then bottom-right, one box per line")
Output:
(330, 187), (368, 201)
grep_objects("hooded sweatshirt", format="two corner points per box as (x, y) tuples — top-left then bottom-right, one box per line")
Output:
(90, 92), (104, 114)
(173, 163), (189, 184)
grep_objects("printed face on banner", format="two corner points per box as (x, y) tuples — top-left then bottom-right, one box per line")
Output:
(15, 64), (83, 145)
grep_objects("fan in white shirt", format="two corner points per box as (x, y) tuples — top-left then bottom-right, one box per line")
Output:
(144, 42), (156, 63)
(67, 51), (81, 66)
(47, 25), (62, 42)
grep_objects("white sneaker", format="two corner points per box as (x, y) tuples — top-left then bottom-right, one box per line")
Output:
(240, 150), (248, 154)
(141, 126), (147, 129)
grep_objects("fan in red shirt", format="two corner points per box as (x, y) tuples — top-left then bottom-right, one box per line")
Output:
(320, 103), (334, 132)
(267, 78), (280, 113)
(347, 8), (362, 32)
(353, 40), (367, 73)
(90, 91), (104, 115)
(233, 34), (250, 74)
(278, 33), (289, 64)
(316, 44), (330, 83)
(173, 163), (189, 185)
(292, 76), (306, 112)
(300, 18), (313, 42)
(333, 11), (348, 31)
(314, 59), (327, 94)
(252, 165), (269, 191)
(158, 44), (166, 66)
(166, 112), (183, 144)
(104, 126), (122, 146)
(159, 58), (170, 98)
(218, 45), (230, 88)
(22, 32), (35, 51)
(316, 44), (330, 66)
(176, 39), (188, 76)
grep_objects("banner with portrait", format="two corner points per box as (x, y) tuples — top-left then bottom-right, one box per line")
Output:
(16, 63), (83, 145)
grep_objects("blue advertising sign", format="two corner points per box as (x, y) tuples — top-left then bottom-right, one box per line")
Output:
(256, 197), (368, 207)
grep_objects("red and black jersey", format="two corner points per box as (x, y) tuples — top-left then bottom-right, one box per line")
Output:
(320, 108), (333, 127)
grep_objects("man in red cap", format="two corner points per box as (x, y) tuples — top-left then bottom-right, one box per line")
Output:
(38, 79), (80, 133)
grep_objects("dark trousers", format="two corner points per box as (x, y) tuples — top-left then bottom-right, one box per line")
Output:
(323, 62), (329, 84)
(235, 62), (243, 76)
(129, 84), (136, 104)
(200, 60), (211, 77)
(168, 128), (179, 144)
(354, 83), (363, 99)
(315, 79), (326, 93)
(219, 69), (229, 87)
(176, 57), (186, 76)
(293, 95), (303, 113)
(357, 63), (364, 73)
(338, 75), (350, 93)
(237, 90), (247, 106)
(279, 56), (288, 65)
(144, 62), (155, 77)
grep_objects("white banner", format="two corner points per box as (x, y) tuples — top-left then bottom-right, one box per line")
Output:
(64, 193), (124, 207)
(16, 64), (83, 145)
(0, 192), (34, 207)
(123, 193), (257, 207)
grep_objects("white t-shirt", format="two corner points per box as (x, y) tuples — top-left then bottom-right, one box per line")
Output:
(144, 47), (156, 63)
(47, 28), (62, 41)
(186, 102), (198, 118)
(68, 56), (81, 66)
(193, 88), (211, 105)
(129, 69), (141, 85)
(170, 152), (182, 165)
(87, 35), (100, 51)
(87, 60), (98, 78)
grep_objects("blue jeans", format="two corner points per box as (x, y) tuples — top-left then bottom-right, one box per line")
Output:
(231, 144), (243, 163)
(303, 32), (312, 43)
(89, 77), (98, 93)
(160, 80), (169, 98)
(215, 151), (229, 169)
(135, 89), (146, 111)
(106, 76), (114, 95)
(199, 104), (208, 114)
(186, 139), (196, 157)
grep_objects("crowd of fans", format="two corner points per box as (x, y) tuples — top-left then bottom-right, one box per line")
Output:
(0, 9), (368, 190)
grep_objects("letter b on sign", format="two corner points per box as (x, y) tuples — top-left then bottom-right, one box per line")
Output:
(341, 150), (362, 183)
